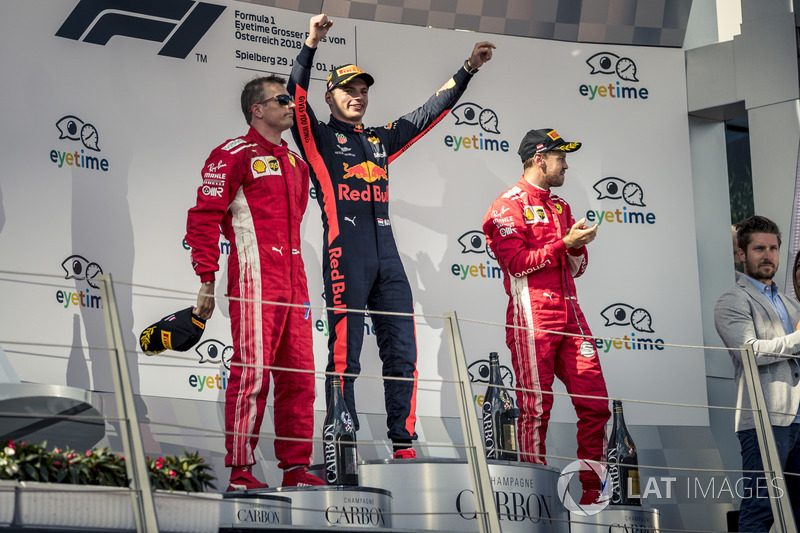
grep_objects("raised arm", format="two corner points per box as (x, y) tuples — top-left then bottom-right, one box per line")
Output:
(288, 15), (331, 164)
(383, 41), (496, 162)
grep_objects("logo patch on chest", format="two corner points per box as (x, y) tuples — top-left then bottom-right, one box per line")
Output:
(523, 205), (549, 224)
(251, 156), (281, 178)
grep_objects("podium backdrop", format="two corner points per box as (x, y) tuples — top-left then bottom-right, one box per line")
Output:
(0, 0), (707, 427)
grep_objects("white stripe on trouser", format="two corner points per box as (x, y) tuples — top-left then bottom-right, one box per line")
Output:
(231, 191), (263, 465)
(510, 275), (545, 463)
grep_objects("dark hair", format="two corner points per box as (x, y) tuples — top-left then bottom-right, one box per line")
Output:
(735, 215), (782, 250)
(522, 151), (556, 170)
(240, 75), (287, 125)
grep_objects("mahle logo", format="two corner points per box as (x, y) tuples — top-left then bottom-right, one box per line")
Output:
(580, 51), (649, 101)
(585, 177), (657, 226)
(596, 302), (664, 353)
(56, 0), (225, 59)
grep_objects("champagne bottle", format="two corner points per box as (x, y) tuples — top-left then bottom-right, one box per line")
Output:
(323, 377), (358, 486)
(482, 352), (520, 461)
(607, 400), (641, 505)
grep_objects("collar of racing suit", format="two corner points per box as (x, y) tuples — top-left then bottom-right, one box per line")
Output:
(327, 114), (372, 135)
(517, 177), (553, 200)
(246, 126), (288, 153)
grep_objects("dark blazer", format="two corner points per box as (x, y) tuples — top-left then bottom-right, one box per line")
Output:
(714, 276), (800, 431)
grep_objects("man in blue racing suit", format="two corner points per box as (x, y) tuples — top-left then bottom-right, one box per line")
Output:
(289, 13), (495, 458)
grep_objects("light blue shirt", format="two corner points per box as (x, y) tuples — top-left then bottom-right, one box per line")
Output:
(743, 274), (799, 421)
(743, 275), (793, 335)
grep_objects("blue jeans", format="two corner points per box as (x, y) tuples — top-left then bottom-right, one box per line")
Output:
(737, 425), (800, 531)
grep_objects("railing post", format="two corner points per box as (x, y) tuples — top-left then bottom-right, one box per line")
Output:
(98, 274), (159, 533)
(739, 343), (796, 532)
(443, 311), (501, 533)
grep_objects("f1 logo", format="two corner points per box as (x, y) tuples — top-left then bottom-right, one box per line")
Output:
(56, 0), (225, 59)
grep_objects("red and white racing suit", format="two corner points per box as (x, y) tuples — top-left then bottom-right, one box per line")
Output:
(186, 127), (315, 469)
(482, 177), (609, 466)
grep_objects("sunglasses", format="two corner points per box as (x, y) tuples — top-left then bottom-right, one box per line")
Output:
(254, 94), (294, 107)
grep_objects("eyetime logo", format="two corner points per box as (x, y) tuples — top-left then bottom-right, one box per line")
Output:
(57, 255), (103, 310)
(579, 52), (649, 101)
(56, 0), (225, 59)
(188, 338), (233, 393)
(451, 230), (502, 281)
(444, 102), (510, 154)
(51, 116), (109, 172)
(596, 302), (664, 353)
(585, 177), (657, 226)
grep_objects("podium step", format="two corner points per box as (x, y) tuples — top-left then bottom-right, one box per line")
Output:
(358, 458), (569, 533)
(221, 485), (393, 530)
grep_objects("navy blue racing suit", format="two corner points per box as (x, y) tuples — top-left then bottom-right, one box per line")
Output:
(289, 44), (475, 443)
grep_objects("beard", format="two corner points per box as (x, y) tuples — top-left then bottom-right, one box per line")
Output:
(744, 259), (777, 282)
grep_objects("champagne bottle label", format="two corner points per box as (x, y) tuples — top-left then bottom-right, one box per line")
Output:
(503, 423), (517, 452)
(342, 441), (357, 475)
(627, 469), (640, 496)
(482, 402), (496, 458)
(323, 423), (337, 483)
(608, 447), (621, 503)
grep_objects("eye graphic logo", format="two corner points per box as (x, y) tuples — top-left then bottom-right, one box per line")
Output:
(586, 52), (639, 82)
(56, 0), (225, 60)
(467, 359), (514, 389)
(451, 102), (500, 134)
(195, 339), (233, 369)
(61, 255), (103, 288)
(458, 230), (496, 260)
(593, 177), (646, 207)
(600, 303), (655, 333)
(56, 116), (100, 151)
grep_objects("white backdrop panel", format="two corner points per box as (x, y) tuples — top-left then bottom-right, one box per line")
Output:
(0, 1), (707, 427)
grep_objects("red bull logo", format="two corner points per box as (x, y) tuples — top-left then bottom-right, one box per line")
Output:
(342, 161), (387, 183)
(338, 183), (388, 203)
(329, 247), (346, 313)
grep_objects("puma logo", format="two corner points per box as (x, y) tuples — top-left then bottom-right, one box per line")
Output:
(272, 246), (283, 256)
(344, 216), (356, 226)
(543, 292), (553, 301)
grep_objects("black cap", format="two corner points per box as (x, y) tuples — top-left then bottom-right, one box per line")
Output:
(326, 64), (374, 92)
(139, 307), (206, 356)
(517, 128), (581, 162)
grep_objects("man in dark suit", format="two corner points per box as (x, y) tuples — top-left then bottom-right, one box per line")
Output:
(715, 215), (800, 531)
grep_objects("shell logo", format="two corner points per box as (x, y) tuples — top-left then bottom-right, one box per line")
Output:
(252, 159), (266, 173)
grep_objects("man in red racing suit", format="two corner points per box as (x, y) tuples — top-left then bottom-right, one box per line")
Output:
(187, 75), (323, 490)
(288, 13), (495, 457)
(482, 129), (609, 500)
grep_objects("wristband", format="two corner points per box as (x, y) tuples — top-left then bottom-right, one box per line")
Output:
(463, 59), (479, 75)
